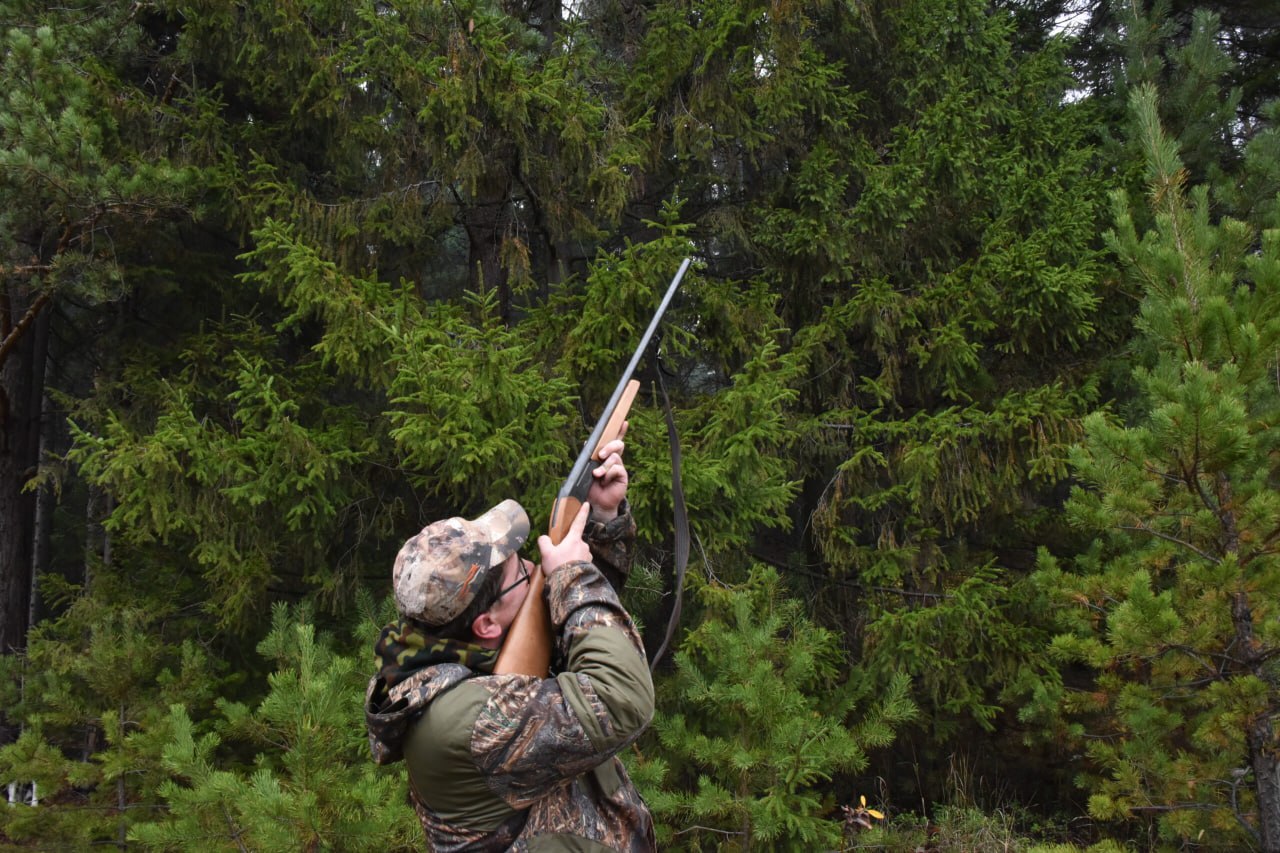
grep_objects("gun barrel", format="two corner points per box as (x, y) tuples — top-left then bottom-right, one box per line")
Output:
(496, 257), (692, 676)
(557, 257), (692, 505)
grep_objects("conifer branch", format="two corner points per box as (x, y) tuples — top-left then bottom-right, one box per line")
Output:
(1155, 642), (1243, 675)
(1128, 802), (1227, 813)
(1171, 449), (1219, 518)
(306, 179), (441, 209)
(1248, 522), (1280, 557)
(1251, 645), (1280, 667)
(0, 216), (84, 369)
(751, 554), (951, 601)
(0, 264), (52, 279)
(1116, 522), (1221, 565)
(222, 804), (250, 853)
(0, 291), (51, 370)
(671, 824), (741, 838)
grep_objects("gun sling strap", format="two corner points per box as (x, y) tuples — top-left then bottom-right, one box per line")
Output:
(648, 363), (688, 672)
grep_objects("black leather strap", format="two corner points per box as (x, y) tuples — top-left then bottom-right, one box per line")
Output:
(648, 366), (688, 671)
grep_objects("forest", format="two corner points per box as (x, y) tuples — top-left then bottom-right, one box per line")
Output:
(1, 0), (1278, 849)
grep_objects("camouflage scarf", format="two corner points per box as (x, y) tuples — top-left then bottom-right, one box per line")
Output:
(374, 618), (498, 691)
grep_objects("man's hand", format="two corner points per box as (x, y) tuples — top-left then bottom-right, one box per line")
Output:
(538, 502), (592, 575)
(587, 428), (628, 522)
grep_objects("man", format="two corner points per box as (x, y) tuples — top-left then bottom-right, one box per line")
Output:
(365, 438), (656, 851)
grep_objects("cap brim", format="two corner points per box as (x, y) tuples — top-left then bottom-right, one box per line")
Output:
(472, 499), (531, 567)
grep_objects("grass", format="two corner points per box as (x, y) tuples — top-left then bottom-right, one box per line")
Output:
(841, 805), (1132, 852)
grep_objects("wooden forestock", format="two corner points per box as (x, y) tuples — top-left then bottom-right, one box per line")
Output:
(494, 259), (691, 677)
(493, 384), (636, 676)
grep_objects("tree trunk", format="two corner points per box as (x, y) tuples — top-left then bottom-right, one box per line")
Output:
(462, 152), (515, 323)
(29, 409), (54, 631)
(1248, 712), (1280, 853)
(1232, 581), (1280, 851)
(0, 285), (50, 745)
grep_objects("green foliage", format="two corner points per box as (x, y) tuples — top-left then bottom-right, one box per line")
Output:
(849, 804), (1097, 852)
(0, 7), (200, 261)
(385, 285), (577, 518)
(668, 339), (801, 550)
(0, 0), (208, 380)
(865, 562), (1064, 736)
(0, 575), (224, 847)
(1035, 84), (1280, 848)
(686, 0), (1112, 745)
(238, 217), (411, 386)
(67, 319), (386, 625)
(8, 0), (1277, 848)
(129, 603), (417, 851)
(640, 565), (916, 849)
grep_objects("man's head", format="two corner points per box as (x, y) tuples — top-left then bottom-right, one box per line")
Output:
(393, 499), (531, 634)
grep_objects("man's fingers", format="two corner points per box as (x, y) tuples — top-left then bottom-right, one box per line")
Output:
(595, 437), (625, 461)
(570, 501), (591, 536)
(593, 452), (624, 478)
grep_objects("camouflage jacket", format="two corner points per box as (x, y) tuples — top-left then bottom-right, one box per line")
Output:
(366, 509), (656, 852)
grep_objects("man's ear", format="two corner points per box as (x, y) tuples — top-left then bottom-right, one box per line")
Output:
(472, 610), (504, 642)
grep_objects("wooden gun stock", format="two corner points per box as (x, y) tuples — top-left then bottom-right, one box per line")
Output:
(491, 568), (552, 676)
(494, 386), (635, 676)
(494, 259), (690, 677)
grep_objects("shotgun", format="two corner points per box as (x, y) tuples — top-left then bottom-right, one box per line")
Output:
(495, 258), (692, 676)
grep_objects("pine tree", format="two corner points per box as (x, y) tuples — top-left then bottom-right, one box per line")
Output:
(635, 564), (915, 850)
(0, 573), (226, 845)
(0, 0), (203, 716)
(1036, 84), (1280, 849)
(128, 603), (418, 851)
(1071, 0), (1278, 135)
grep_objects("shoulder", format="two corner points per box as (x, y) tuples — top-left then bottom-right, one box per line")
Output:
(407, 678), (492, 767)
(406, 676), (530, 825)
(405, 675), (534, 801)
(415, 674), (547, 758)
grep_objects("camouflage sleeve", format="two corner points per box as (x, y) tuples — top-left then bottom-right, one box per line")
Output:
(469, 561), (653, 808)
(584, 500), (636, 592)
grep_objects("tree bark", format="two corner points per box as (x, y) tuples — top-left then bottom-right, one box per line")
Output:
(0, 284), (50, 745)
(462, 165), (514, 323)
(1248, 712), (1280, 853)
(1231, 580), (1280, 851)
(29, 391), (56, 631)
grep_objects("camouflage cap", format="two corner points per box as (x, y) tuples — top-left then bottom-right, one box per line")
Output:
(393, 499), (531, 625)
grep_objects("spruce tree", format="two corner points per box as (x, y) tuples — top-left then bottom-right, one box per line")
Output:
(619, 0), (1111, 798)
